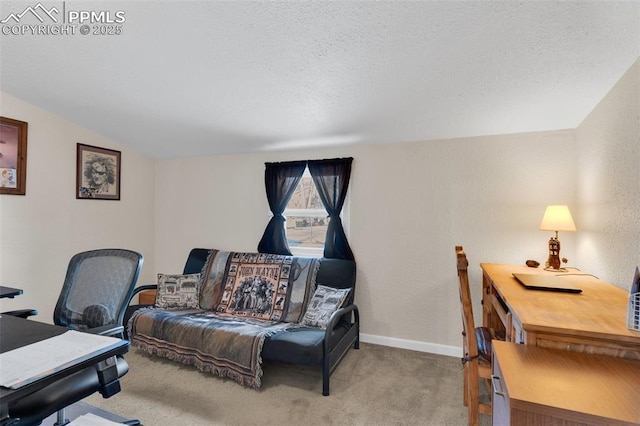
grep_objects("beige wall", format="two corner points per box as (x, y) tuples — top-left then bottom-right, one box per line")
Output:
(0, 92), (156, 321)
(576, 59), (640, 287)
(154, 130), (577, 354)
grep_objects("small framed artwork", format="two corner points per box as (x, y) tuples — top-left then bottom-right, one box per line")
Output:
(76, 143), (121, 200)
(0, 116), (28, 195)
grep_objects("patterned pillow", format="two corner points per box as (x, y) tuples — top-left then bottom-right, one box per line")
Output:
(155, 273), (201, 309)
(300, 285), (351, 329)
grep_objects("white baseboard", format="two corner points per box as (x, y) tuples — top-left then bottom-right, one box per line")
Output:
(360, 333), (462, 358)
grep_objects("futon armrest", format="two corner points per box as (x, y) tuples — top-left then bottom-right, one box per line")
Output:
(324, 304), (359, 337)
(1, 308), (38, 319)
(132, 284), (158, 297)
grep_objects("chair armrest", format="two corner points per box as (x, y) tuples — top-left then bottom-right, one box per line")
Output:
(87, 324), (125, 337)
(8, 355), (130, 421)
(1, 308), (38, 319)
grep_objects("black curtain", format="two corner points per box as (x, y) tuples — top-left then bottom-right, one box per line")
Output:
(257, 160), (307, 255)
(308, 157), (355, 261)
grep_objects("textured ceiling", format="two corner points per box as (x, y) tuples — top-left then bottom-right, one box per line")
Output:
(0, 1), (638, 159)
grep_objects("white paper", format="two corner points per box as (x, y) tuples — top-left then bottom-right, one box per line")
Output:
(67, 413), (123, 426)
(0, 330), (122, 389)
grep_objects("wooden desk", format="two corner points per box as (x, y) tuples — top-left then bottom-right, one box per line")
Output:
(481, 263), (640, 359)
(491, 340), (640, 425)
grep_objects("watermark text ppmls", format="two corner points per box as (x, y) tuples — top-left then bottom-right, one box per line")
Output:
(1, 2), (127, 36)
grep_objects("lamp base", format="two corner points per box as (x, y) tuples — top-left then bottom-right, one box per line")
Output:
(545, 237), (561, 270)
(544, 266), (570, 273)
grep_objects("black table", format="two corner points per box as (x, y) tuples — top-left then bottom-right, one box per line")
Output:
(0, 315), (129, 418)
(0, 287), (22, 299)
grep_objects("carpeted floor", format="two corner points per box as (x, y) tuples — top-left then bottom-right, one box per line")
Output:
(84, 342), (487, 425)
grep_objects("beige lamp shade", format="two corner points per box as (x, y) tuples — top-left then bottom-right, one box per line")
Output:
(539, 205), (576, 232)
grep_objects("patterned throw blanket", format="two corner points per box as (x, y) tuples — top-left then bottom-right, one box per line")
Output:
(216, 252), (319, 322)
(129, 251), (320, 389)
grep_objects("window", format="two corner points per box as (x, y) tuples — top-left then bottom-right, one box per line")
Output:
(258, 157), (353, 260)
(284, 168), (327, 256)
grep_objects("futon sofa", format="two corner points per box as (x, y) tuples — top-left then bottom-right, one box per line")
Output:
(126, 248), (359, 396)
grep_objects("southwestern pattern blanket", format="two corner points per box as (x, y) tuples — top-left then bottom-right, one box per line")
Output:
(217, 252), (319, 322)
(129, 251), (320, 389)
(130, 309), (292, 388)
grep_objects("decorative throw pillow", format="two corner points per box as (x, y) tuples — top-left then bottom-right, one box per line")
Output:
(300, 285), (351, 329)
(155, 273), (201, 310)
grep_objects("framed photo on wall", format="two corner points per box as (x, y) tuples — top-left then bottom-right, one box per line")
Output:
(0, 116), (28, 195)
(76, 143), (121, 200)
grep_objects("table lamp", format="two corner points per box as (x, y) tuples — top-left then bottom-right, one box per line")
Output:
(539, 205), (576, 270)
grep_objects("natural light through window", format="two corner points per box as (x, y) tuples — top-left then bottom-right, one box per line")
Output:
(284, 168), (327, 256)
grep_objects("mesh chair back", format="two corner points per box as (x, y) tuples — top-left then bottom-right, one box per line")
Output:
(54, 249), (143, 331)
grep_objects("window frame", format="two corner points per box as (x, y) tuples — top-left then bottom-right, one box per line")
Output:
(283, 168), (327, 257)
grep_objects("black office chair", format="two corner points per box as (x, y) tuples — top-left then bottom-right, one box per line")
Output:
(4, 249), (143, 426)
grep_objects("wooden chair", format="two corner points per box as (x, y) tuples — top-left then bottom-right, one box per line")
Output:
(455, 246), (501, 426)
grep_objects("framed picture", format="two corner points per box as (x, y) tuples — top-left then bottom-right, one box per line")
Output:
(76, 143), (121, 200)
(0, 116), (28, 195)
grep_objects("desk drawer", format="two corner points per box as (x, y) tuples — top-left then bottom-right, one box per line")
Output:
(491, 356), (510, 426)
